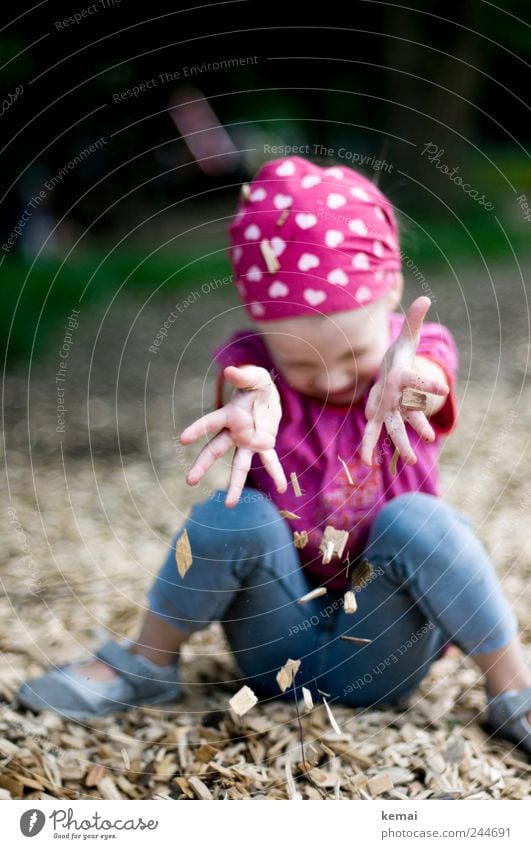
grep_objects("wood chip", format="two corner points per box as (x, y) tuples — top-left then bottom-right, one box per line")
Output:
(350, 557), (374, 590)
(297, 586), (327, 604)
(322, 696), (341, 736)
(302, 687), (314, 713)
(368, 772), (394, 796)
(188, 775), (214, 800)
(260, 239), (280, 273)
(340, 635), (373, 645)
(389, 447), (400, 476)
(194, 743), (219, 764)
(279, 510), (301, 520)
(290, 471), (302, 497)
(319, 525), (349, 564)
(97, 776), (122, 800)
(175, 528), (193, 578)
(285, 752), (302, 799)
(343, 591), (357, 614)
(240, 183), (251, 201)
(85, 763), (107, 788)
(338, 454), (354, 485)
(276, 658), (301, 692)
(293, 530), (309, 549)
(276, 207), (290, 227)
(400, 388), (428, 411)
(229, 685), (258, 717)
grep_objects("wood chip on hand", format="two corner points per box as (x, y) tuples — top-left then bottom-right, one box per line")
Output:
(276, 658), (301, 692)
(175, 529), (193, 579)
(399, 388), (428, 411)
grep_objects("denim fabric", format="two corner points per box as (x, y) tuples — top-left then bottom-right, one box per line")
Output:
(148, 488), (518, 707)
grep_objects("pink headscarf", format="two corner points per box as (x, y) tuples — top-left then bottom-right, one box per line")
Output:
(228, 155), (402, 321)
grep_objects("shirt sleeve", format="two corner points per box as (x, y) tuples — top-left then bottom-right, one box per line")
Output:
(416, 321), (459, 436)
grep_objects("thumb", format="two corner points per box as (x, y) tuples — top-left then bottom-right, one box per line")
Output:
(224, 365), (271, 391)
(399, 297), (431, 346)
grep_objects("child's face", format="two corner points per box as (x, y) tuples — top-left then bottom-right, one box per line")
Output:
(256, 293), (397, 406)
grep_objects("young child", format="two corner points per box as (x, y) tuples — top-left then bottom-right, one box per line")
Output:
(18, 156), (531, 757)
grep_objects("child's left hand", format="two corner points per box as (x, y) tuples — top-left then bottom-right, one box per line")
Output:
(360, 297), (449, 467)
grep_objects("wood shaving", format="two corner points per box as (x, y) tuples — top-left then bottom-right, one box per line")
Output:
(350, 558), (374, 590)
(319, 525), (349, 564)
(400, 388), (428, 411)
(293, 530), (309, 549)
(340, 635), (373, 645)
(229, 685), (258, 717)
(297, 586), (327, 604)
(302, 687), (314, 713)
(279, 510), (301, 520)
(276, 658), (301, 692)
(276, 208), (290, 227)
(343, 591), (357, 614)
(260, 239), (280, 273)
(290, 471), (302, 497)
(240, 183), (251, 201)
(322, 696), (342, 736)
(175, 529), (193, 579)
(338, 454), (354, 485)
(389, 447), (400, 476)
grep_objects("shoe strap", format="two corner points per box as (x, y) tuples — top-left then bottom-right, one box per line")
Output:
(493, 685), (531, 722)
(95, 640), (177, 698)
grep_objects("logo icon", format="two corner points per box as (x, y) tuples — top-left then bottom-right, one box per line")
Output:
(20, 810), (46, 837)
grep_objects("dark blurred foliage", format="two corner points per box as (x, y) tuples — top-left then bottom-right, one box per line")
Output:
(1, 0), (530, 236)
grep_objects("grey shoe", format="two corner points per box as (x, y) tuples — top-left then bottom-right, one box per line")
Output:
(17, 640), (182, 720)
(485, 686), (531, 759)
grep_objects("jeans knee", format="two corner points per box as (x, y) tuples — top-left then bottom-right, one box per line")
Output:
(189, 487), (283, 537)
(370, 492), (459, 549)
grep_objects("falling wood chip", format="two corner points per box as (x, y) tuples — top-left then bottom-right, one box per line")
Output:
(276, 658), (301, 692)
(302, 687), (314, 713)
(400, 388), (428, 411)
(340, 635), (373, 645)
(343, 591), (357, 614)
(337, 455), (354, 485)
(240, 183), (251, 201)
(290, 471), (302, 497)
(279, 510), (301, 520)
(293, 530), (309, 549)
(297, 586), (327, 604)
(351, 558), (374, 590)
(276, 207), (291, 227)
(368, 772), (394, 796)
(175, 529), (193, 578)
(389, 447), (400, 476)
(319, 525), (349, 564)
(260, 239), (281, 273)
(229, 685), (258, 717)
(322, 696), (341, 736)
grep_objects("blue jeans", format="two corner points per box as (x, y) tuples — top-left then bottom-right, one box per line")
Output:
(148, 489), (518, 706)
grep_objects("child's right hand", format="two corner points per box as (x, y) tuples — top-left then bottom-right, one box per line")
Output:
(179, 365), (287, 508)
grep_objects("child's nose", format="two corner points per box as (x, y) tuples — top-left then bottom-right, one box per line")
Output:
(318, 369), (356, 394)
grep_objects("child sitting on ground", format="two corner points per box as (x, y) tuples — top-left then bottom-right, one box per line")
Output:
(18, 155), (531, 758)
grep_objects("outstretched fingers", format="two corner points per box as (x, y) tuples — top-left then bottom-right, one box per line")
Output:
(186, 429), (234, 485)
(360, 417), (383, 466)
(384, 411), (417, 464)
(402, 410), (435, 442)
(225, 446), (254, 508)
(259, 448), (288, 493)
(180, 408), (229, 444)
(399, 296), (431, 345)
